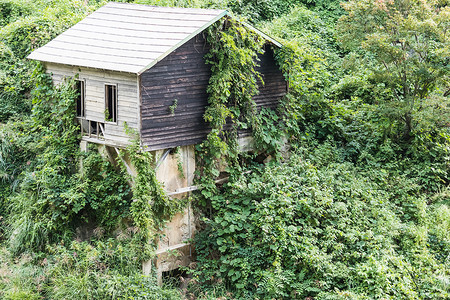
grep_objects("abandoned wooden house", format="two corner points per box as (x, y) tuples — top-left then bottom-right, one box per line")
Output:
(27, 2), (287, 283)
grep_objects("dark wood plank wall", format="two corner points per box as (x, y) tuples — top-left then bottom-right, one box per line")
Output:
(140, 33), (212, 150)
(238, 46), (288, 136)
(253, 46), (287, 110)
(140, 34), (287, 151)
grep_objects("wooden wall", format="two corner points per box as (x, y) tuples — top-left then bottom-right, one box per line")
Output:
(139, 33), (211, 151)
(254, 46), (287, 110)
(45, 35), (286, 152)
(46, 63), (139, 147)
(238, 46), (288, 137)
(140, 34), (287, 151)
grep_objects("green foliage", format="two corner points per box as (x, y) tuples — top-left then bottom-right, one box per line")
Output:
(0, 238), (181, 299)
(337, 0), (450, 142)
(173, 146), (185, 178)
(227, 0), (301, 22)
(226, 0), (346, 23)
(260, 5), (344, 145)
(134, 0), (221, 7)
(0, 0), (34, 27)
(119, 130), (186, 242)
(4, 70), (132, 254)
(0, 0), (92, 122)
(189, 1), (449, 299)
(195, 18), (269, 197)
(192, 151), (450, 299)
(169, 98), (178, 115)
(261, 4), (337, 50)
(204, 19), (264, 131)
(135, 0), (346, 23)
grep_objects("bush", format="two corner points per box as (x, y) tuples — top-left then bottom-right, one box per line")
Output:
(0, 0), (91, 122)
(0, 0), (34, 27)
(0, 238), (181, 299)
(191, 151), (450, 299)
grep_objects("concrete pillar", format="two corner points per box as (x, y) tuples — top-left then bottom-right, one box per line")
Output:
(143, 145), (196, 284)
(80, 140), (89, 152)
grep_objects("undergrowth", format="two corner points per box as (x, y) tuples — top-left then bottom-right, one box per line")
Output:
(188, 1), (450, 299)
(0, 238), (180, 299)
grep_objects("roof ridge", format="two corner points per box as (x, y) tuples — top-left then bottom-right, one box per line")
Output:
(106, 2), (226, 13)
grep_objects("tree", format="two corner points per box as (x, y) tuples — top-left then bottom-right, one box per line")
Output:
(337, 0), (449, 141)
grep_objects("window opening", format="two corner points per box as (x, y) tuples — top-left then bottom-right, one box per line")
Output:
(76, 80), (85, 117)
(105, 84), (117, 123)
(162, 267), (189, 287)
(80, 120), (105, 140)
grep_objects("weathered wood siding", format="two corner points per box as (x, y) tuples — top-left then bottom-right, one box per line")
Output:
(140, 39), (287, 151)
(140, 33), (211, 151)
(254, 46), (287, 110)
(46, 63), (139, 147)
(238, 46), (288, 136)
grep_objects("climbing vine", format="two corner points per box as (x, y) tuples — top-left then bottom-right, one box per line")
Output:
(196, 18), (267, 196)
(4, 65), (185, 255)
(119, 129), (187, 245)
(5, 67), (134, 254)
(173, 147), (185, 179)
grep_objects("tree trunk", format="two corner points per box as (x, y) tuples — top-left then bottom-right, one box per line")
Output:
(402, 112), (412, 142)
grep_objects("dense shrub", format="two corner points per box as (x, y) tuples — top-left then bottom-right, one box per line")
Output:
(191, 151), (450, 299)
(2, 70), (136, 255)
(0, 0), (34, 27)
(0, 238), (180, 299)
(0, 0), (91, 121)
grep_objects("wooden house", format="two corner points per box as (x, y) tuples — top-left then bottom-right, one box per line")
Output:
(27, 2), (287, 151)
(27, 2), (287, 282)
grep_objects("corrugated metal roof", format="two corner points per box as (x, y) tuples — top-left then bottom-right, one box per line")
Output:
(28, 2), (282, 74)
(28, 2), (227, 74)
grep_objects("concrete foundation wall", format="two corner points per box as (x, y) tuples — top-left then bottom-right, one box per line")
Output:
(143, 145), (196, 284)
(89, 142), (196, 284)
(154, 145), (196, 250)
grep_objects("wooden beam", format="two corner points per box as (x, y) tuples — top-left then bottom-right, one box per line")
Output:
(166, 170), (252, 196)
(113, 147), (134, 178)
(167, 185), (198, 196)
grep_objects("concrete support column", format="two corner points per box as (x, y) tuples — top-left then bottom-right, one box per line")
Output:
(143, 145), (196, 285)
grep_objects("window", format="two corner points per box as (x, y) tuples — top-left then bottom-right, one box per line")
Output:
(75, 79), (85, 117)
(105, 84), (117, 123)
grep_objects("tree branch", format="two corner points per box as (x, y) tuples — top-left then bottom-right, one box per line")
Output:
(444, 89), (450, 97)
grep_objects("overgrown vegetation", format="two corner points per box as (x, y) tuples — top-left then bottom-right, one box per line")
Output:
(0, 0), (185, 297)
(189, 0), (449, 299)
(195, 18), (265, 200)
(0, 0), (449, 299)
(119, 128), (186, 243)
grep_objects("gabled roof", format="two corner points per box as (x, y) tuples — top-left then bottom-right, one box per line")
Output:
(28, 3), (226, 74)
(27, 2), (281, 74)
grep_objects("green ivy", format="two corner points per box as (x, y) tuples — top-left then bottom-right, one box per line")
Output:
(119, 128), (187, 244)
(196, 18), (266, 197)
(4, 67), (133, 254)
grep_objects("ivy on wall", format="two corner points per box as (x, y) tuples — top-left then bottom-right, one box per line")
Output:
(118, 131), (187, 246)
(196, 18), (283, 198)
(4, 69), (186, 256)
